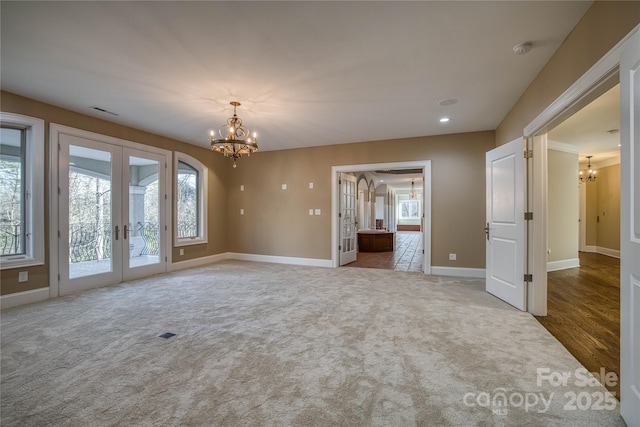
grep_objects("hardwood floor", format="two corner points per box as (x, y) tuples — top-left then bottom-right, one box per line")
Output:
(344, 231), (423, 272)
(536, 252), (620, 398)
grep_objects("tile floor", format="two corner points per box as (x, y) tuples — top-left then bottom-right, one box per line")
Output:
(344, 231), (423, 272)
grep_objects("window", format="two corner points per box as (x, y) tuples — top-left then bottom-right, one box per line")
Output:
(0, 113), (44, 269)
(174, 152), (207, 246)
(399, 199), (421, 220)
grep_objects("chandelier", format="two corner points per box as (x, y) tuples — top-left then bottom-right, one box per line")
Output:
(409, 180), (417, 199)
(579, 155), (597, 182)
(210, 101), (258, 168)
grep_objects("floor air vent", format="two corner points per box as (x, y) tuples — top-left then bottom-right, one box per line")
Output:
(159, 332), (176, 339)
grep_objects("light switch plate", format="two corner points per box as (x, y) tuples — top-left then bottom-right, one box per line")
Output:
(315, 209), (321, 215)
(309, 182), (314, 189)
(309, 209), (314, 215)
(240, 208), (244, 215)
(282, 184), (287, 190)
(240, 185), (244, 191)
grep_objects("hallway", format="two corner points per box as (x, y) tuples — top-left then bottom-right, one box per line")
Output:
(536, 252), (620, 398)
(344, 231), (422, 272)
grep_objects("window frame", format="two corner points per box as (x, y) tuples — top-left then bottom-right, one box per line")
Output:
(0, 112), (45, 269)
(398, 198), (421, 220)
(174, 152), (208, 247)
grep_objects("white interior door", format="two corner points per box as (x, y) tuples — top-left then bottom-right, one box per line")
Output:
(619, 27), (640, 427)
(340, 173), (357, 265)
(485, 138), (526, 311)
(59, 135), (167, 295)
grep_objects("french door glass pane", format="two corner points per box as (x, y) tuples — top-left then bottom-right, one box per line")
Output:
(129, 156), (160, 268)
(68, 145), (112, 278)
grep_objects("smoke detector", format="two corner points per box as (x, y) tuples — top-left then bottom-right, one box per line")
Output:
(513, 43), (532, 55)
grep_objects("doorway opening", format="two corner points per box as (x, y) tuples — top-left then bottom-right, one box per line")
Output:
(331, 160), (431, 273)
(535, 82), (621, 398)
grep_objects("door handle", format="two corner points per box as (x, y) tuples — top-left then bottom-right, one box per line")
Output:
(484, 223), (490, 241)
(115, 225), (120, 241)
(124, 224), (129, 240)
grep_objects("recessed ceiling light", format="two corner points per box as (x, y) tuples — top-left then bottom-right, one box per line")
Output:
(439, 117), (450, 123)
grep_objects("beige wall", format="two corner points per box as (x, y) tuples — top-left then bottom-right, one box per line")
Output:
(226, 131), (495, 268)
(586, 163), (621, 251)
(0, 91), (229, 296)
(496, 1), (640, 145)
(547, 149), (579, 262)
(586, 180), (598, 247)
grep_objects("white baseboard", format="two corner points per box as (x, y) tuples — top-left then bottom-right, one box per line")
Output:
(169, 253), (230, 272)
(547, 258), (580, 272)
(1, 287), (49, 310)
(596, 247), (620, 259)
(581, 246), (620, 259)
(171, 252), (333, 270)
(430, 266), (485, 278)
(227, 253), (333, 268)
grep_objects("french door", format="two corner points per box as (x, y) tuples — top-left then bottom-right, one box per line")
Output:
(339, 173), (358, 265)
(58, 134), (168, 295)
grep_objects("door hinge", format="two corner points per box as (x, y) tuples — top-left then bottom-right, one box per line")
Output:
(165, 225), (167, 231)
(524, 274), (533, 282)
(58, 230), (60, 238)
(524, 150), (533, 159)
(58, 274), (60, 281)
(165, 256), (167, 262)
(339, 212), (342, 218)
(524, 212), (533, 221)
(338, 245), (341, 251)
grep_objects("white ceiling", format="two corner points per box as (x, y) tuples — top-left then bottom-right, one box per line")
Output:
(1, 1), (593, 154)
(548, 84), (620, 167)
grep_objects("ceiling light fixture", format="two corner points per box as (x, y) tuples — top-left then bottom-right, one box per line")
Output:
(439, 117), (450, 123)
(579, 156), (597, 183)
(409, 180), (417, 199)
(513, 42), (532, 55)
(210, 101), (258, 168)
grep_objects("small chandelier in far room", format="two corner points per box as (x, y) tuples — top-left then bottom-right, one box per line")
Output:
(579, 155), (597, 182)
(409, 180), (417, 199)
(210, 101), (258, 168)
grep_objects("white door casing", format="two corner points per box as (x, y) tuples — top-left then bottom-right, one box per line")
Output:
(486, 138), (527, 311)
(339, 173), (358, 266)
(619, 27), (640, 427)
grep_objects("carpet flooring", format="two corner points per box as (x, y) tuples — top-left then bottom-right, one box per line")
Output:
(0, 261), (625, 426)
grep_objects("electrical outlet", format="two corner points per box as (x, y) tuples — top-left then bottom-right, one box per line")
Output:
(240, 185), (244, 191)
(449, 253), (456, 261)
(179, 249), (184, 256)
(18, 271), (28, 282)
(281, 184), (287, 190)
(309, 182), (314, 189)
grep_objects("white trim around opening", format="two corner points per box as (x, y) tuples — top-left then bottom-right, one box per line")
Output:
(331, 160), (432, 274)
